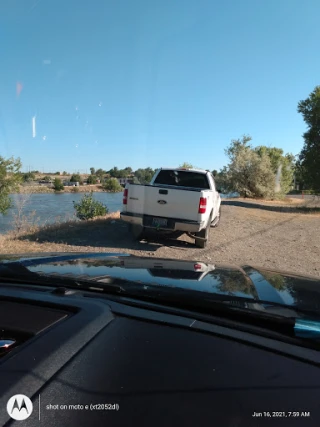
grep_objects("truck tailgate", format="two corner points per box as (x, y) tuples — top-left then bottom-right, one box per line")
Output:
(126, 184), (205, 221)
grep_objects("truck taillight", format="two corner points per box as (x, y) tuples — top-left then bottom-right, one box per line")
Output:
(194, 263), (202, 270)
(123, 189), (128, 205)
(198, 197), (207, 214)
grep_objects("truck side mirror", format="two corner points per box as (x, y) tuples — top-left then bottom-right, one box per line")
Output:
(217, 188), (222, 193)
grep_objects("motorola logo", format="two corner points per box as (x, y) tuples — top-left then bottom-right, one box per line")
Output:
(7, 394), (33, 421)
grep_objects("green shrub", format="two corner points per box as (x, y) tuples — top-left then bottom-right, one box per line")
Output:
(70, 174), (83, 184)
(71, 186), (79, 193)
(102, 178), (123, 192)
(73, 192), (108, 220)
(87, 175), (98, 184)
(22, 172), (36, 182)
(53, 178), (64, 191)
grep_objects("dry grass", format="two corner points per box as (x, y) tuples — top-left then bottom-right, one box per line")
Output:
(18, 186), (53, 194)
(0, 211), (122, 254)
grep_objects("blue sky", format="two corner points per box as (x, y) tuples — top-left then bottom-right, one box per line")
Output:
(0, 0), (319, 173)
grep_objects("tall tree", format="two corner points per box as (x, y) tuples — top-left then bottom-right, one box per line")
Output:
(134, 168), (155, 184)
(255, 146), (295, 195)
(95, 168), (106, 180)
(0, 156), (22, 214)
(223, 135), (275, 198)
(297, 86), (320, 192)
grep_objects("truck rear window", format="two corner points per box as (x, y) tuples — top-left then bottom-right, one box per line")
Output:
(153, 170), (210, 189)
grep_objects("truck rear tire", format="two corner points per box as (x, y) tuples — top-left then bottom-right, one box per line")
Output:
(195, 221), (210, 248)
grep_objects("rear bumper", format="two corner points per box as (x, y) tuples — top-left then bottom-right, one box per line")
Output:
(120, 212), (204, 233)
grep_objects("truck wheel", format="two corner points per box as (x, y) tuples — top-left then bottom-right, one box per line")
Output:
(129, 224), (145, 240)
(195, 221), (210, 248)
(211, 206), (221, 228)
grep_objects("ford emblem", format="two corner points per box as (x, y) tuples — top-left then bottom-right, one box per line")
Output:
(158, 200), (167, 205)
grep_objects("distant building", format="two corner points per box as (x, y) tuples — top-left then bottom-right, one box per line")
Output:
(117, 177), (134, 186)
(63, 181), (79, 187)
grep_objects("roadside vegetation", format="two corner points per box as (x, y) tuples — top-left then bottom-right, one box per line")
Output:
(0, 156), (22, 214)
(102, 178), (123, 192)
(73, 192), (108, 220)
(53, 178), (64, 191)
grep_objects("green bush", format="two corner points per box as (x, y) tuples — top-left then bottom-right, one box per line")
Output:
(22, 172), (36, 182)
(53, 178), (64, 191)
(87, 175), (98, 184)
(70, 174), (83, 184)
(71, 186), (79, 193)
(73, 192), (108, 220)
(102, 178), (123, 192)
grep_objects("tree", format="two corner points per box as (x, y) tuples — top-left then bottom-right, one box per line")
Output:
(212, 170), (218, 177)
(102, 178), (123, 192)
(297, 85), (320, 192)
(255, 146), (295, 195)
(223, 135), (276, 198)
(179, 162), (194, 168)
(0, 156), (22, 214)
(108, 167), (119, 178)
(87, 175), (98, 184)
(22, 172), (36, 182)
(53, 178), (64, 191)
(214, 166), (231, 193)
(95, 168), (106, 180)
(90, 167), (95, 175)
(73, 192), (108, 220)
(134, 168), (155, 184)
(42, 175), (52, 182)
(124, 166), (133, 175)
(70, 174), (82, 184)
(293, 158), (307, 190)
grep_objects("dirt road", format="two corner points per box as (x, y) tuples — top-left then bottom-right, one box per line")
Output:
(2, 204), (319, 278)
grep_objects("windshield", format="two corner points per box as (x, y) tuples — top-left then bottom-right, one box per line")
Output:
(0, 2), (319, 317)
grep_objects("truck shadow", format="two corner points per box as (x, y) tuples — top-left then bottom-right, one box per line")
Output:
(20, 218), (196, 251)
(141, 229), (196, 249)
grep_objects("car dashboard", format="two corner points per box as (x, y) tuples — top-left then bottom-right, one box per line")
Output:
(0, 281), (320, 426)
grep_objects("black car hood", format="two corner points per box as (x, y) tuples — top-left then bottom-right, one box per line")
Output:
(0, 252), (320, 313)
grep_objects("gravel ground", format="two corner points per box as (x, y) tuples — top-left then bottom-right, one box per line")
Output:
(2, 204), (319, 278)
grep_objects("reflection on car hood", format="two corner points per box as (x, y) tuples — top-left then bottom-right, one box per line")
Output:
(0, 252), (320, 312)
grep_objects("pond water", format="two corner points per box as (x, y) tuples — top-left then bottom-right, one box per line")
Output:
(0, 191), (239, 234)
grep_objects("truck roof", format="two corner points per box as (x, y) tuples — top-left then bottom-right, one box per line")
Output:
(159, 167), (209, 175)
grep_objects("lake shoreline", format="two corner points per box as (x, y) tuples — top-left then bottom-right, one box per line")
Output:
(15, 184), (123, 194)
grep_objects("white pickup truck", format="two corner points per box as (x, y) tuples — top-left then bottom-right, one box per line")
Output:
(120, 167), (221, 248)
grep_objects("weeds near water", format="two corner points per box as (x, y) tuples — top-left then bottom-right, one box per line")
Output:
(10, 193), (41, 236)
